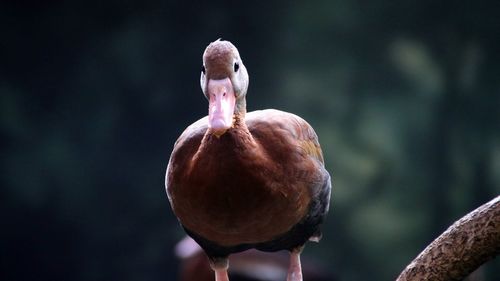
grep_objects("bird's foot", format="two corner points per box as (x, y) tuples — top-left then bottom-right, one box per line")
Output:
(287, 247), (304, 281)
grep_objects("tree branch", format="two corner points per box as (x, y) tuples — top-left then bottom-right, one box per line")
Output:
(397, 196), (500, 281)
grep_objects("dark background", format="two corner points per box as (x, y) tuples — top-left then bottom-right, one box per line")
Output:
(1, 1), (499, 281)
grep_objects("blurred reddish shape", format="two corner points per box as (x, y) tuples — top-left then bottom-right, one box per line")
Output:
(176, 237), (337, 281)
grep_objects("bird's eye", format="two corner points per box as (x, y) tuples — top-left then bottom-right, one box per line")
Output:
(201, 65), (206, 74)
(234, 62), (239, 72)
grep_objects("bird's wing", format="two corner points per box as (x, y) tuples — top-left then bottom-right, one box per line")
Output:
(247, 109), (331, 242)
(246, 109), (325, 165)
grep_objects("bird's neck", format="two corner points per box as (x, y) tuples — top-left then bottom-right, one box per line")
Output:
(235, 96), (247, 115)
(226, 110), (253, 147)
(231, 95), (253, 142)
(199, 108), (255, 153)
(189, 111), (258, 179)
(196, 95), (256, 157)
(232, 110), (247, 130)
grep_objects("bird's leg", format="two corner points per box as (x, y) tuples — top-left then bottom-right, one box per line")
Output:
(287, 246), (304, 281)
(209, 256), (230, 281)
(214, 268), (229, 281)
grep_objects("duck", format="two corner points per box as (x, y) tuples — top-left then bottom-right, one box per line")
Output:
(165, 39), (331, 281)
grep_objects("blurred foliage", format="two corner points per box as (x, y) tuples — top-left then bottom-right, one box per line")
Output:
(1, 1), (499, 281)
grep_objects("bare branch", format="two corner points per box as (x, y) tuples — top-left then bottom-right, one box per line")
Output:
(397, 196), (500, 281)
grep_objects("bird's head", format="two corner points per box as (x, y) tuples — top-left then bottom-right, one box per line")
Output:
(200, 39), (249, 137)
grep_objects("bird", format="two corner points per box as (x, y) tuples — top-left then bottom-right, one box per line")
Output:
(165, 39), (331, 281)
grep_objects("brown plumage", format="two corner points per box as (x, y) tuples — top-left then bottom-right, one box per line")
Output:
(166, 39), (331, 281)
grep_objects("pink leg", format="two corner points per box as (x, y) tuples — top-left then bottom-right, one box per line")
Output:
(210, 257), (230, 281)
(214, 268), (229, 281)
(287, 247), (304, 281)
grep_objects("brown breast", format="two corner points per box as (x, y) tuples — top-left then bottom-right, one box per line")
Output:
(167, 110), (325, 247)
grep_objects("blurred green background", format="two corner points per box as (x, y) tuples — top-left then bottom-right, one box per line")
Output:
(1, 1), (499, 280)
